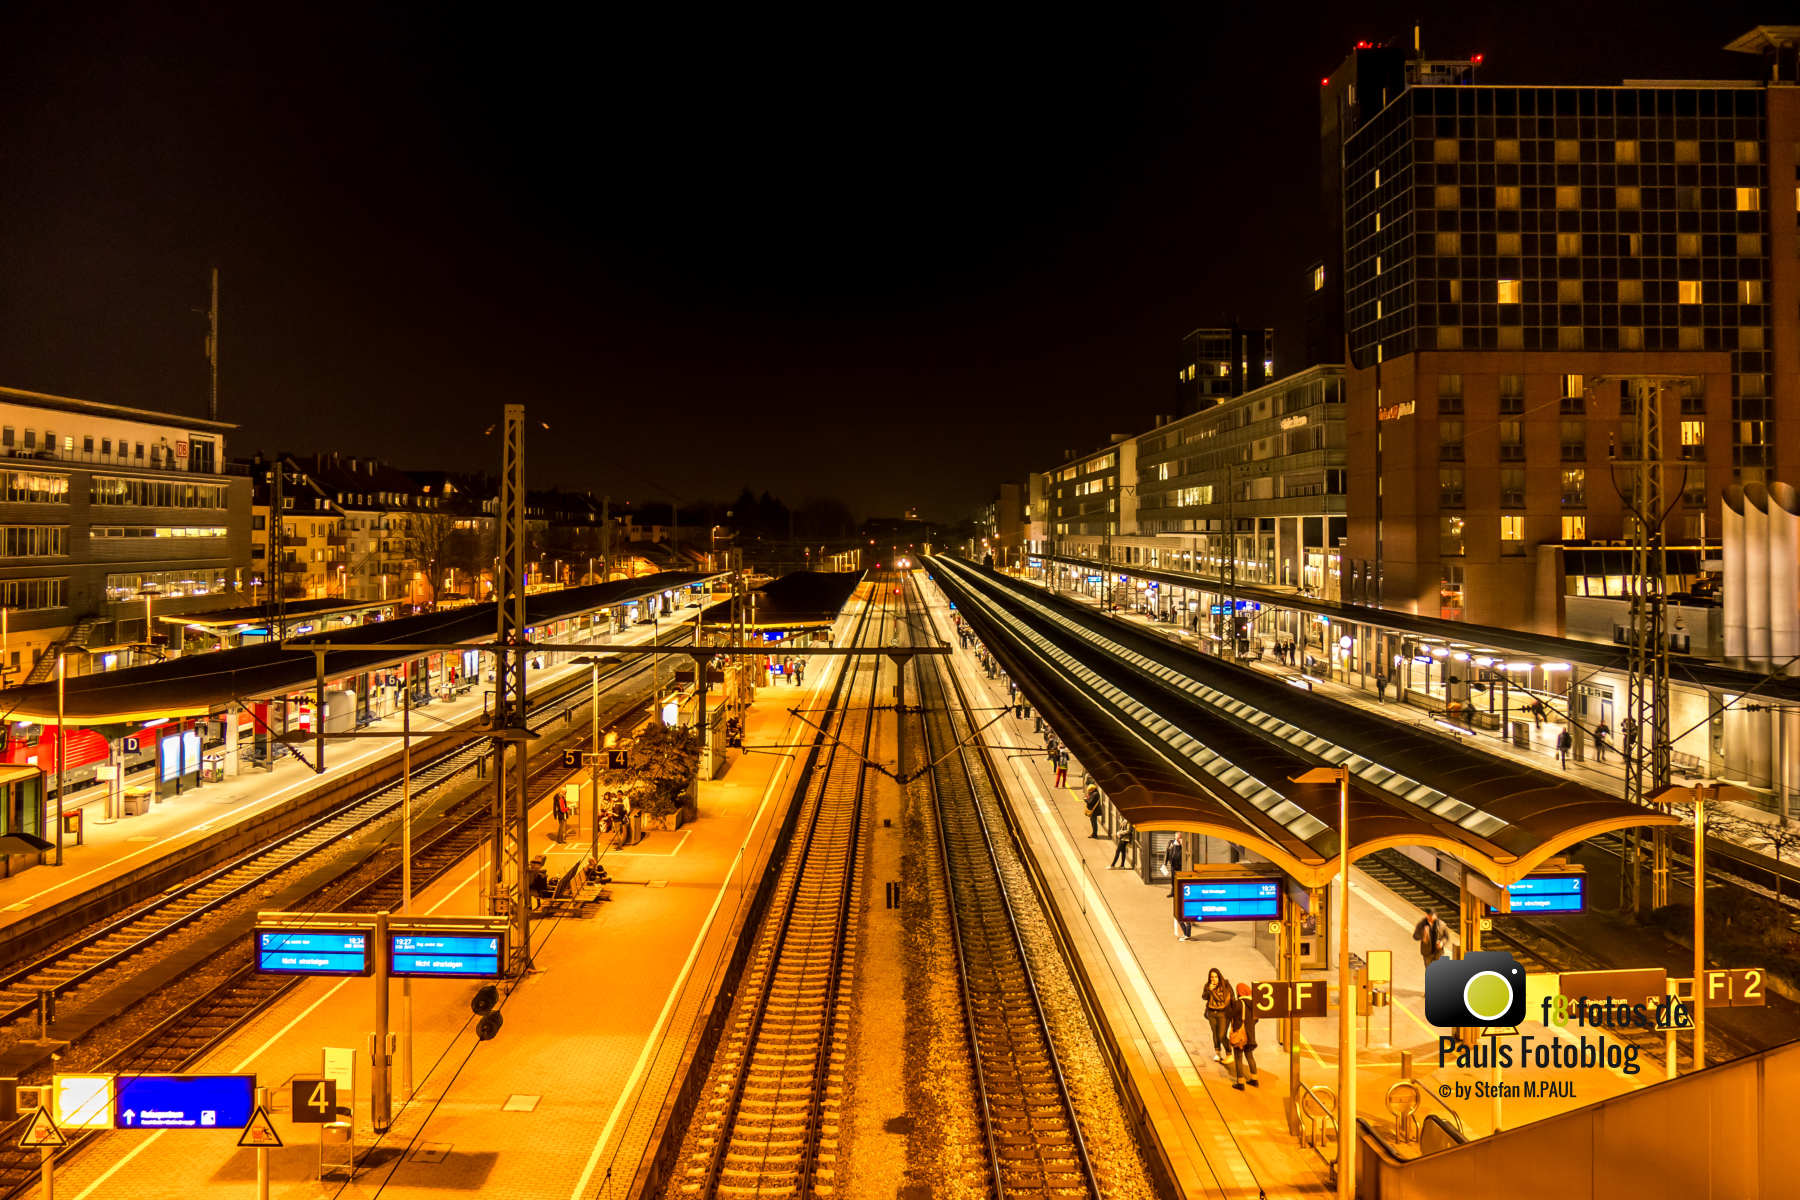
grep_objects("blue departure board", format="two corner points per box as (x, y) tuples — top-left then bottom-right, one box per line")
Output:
(1177, 878), (1282, 922)
(390, 933), (503, 978)
(114, 1075), (255, 1129)
(255, 930), (371, 976)
(1502, 873), (1585, 914)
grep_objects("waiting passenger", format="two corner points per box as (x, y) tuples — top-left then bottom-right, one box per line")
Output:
(1203, 969), (1234, 1062)
(1228, 982), (1260, 1089)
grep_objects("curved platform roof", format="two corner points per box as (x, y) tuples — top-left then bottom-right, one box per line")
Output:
(700, 570), (865, 631)
(1, 572), (719, 724)
(930, 555), (1675, 889)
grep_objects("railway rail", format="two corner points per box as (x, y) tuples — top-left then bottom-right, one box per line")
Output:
(0, 644), (674, 1196)
(914, 591), (1100, 1199)
(671, 579), (892, 1197)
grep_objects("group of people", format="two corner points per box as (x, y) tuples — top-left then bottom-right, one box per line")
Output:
(1270, 640), (1299, 667)
(1202, 969), (1261, 1090)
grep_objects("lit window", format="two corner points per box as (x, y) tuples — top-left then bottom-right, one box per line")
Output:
(1217, 363), (1230, 377)
(1497, 232), (1521, 256)
(1562, 374), (1584, 398)
(1614, 140), (1637, 163)
(1678, 280), (1701, 304)
(1435, 185), (1459, 209)
(1374, 211), (1381, 231)
(1496, 139), (1520, 162)
(1735, 141), (1759, 165)
(1434, 139), (1458, 164)
(1675, 140), (1699, 163)
(1737, 187), (1760, 212)
(1562, 515), (1587, 541)
(1497, 279), (1520, 304)
(1312, 265), (1325, 291)
(1374, 168), (1381, 188)
(1501, 515), (1524, 541)
(1555, 185), (1579, 210)
(1741, 280), (1764, 304)
(1376, 300), (1382, 318)
(1375, 255), (1382, 275)
(1436, 231), (1460, 255)
(1557, 232), (1581, 256)
(1495, 185), (1520, 209)
(1681, 420), (1704, 447)
(1619, 279), (1642, 303)
(1555, 139), (1579, 163)
(1616, 185), (1640, 210)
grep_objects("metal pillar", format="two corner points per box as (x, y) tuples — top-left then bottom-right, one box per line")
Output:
(490, 404), (531, 974)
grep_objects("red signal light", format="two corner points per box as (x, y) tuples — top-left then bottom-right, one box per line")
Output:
(1472, 53), (1484, 64)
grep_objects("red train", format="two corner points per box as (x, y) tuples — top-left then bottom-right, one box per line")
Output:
(0, 720), (168, 794)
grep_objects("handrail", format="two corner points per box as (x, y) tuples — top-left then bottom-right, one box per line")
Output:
(1297, 1081), (1340, 1173)
(1409, 1078), (1466, 1139)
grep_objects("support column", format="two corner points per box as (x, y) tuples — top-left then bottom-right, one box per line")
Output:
(223, 706), (239, 778)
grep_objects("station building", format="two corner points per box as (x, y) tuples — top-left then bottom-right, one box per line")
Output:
(0, 385), (252, 684)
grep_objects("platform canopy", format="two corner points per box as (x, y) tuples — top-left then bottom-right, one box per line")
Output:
(0, 572), (721, 725)
(930, 554), (1678, 890)
(700, 569), (864, 632)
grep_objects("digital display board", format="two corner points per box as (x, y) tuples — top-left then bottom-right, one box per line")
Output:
(255, 930), (371, 976)
(1499, 872), (1585, 914)
(390, 933), (503, 978)
(114, 1075), (256, 1129)
(1176, 878), (1282, 923)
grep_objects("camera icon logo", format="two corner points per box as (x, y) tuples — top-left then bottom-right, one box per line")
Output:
(1425, 950), (1527, 1028)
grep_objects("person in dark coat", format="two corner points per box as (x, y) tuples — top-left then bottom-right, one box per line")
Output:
(1110, 823), (1135, 869)
(1164, 835), (1184, 897)
(1227, 982), (1261, 1088)
(1082, 784), (1103, 838)
(1203, 968), (1234, 1062)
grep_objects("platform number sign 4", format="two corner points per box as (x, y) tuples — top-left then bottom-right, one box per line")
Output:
(291, 1079), (337, 1124)
(607, 749), (630, 770)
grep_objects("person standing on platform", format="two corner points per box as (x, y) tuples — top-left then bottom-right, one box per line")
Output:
(1594, 722), (1611, 763)
(1414, 910), (1449, 969)
(1164, 834), (1184, 897)
(1111, 823), (1135, 869)
(1374, 671), (1387, 703)
(1053, 751), (1068, 789)
(1557, 726), (1572, 768)
(1082, 784), (1103, 838)
(1228, 982), (1260, 1088)
(1203, 969), (1234, 1061)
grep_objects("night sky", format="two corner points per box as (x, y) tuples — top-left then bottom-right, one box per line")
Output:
(0, 2), (1773, 521)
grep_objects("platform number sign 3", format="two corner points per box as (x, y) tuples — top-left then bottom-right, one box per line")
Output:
(291, 1079), (337, 1124)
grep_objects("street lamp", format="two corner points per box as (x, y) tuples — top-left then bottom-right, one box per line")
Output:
(571, 654), (610, 860)
(136, 583), (164, 661)
(1294, 764), (1353, 1200)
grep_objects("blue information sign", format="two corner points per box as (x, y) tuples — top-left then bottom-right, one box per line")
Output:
(1500, 873), (1585, 914)
(114, 1074), (255, 1129)
(255, 930), (370, 976)
(390, 933), (503, 978)
(1177, 878), (1282, 923)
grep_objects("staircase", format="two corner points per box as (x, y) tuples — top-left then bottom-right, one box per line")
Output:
(23, 616), (101, 685)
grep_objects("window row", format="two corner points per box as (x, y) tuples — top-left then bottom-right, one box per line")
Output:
(103, 568), (235, 603)
(1440, 515), (1591, 557)
(0, 472), (69, 503)
(0, 577), (65, 611)
(91, 525), (230, 539)
(0, 526), (66, 558)
(91, 477), (230, 509)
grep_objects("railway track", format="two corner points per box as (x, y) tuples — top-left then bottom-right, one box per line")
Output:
(671, 579), (892, 1198)
(0, 645), (668, 1197)
(915, 605), (1099, 1199)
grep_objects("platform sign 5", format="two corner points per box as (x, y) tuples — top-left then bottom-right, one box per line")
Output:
(1248, 980), (1328, 1019)
(254, 929), (371, 976)
(389, 933), (503, 978)
(1702, 968), (1766, 1008)
(1175, 877), (1282, 923)
(561, 750), (581, 769)
(114, 1074), (255, 1129)
(290, 1079), (338, 1124)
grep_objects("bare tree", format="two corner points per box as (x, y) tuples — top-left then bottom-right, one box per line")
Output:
(410, 510), (458, 610)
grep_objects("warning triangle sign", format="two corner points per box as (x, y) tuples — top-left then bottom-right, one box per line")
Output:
(18, 1108), (65, 1149)
(237, 1106), (282, 1149)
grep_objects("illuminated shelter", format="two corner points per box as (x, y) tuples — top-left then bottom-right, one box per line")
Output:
(929, 554), (1677, 889)
(0, 572), (723, 725)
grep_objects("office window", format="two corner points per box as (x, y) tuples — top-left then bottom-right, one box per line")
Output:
(0, 578), (65, 611)
(1561, 467), (1586, 507)
(1558, 279), (1582, 303)
(1619, 279), (1642, 303)
(1625, 233), (1642, 256)
(1616, 185), (1640, 209)
(1496, 139), (1520, 163)
(1496, 185), (1520, 209)
(1435, 185), (1459, 209)
(1735, 140), (1759, 164)
(1620, 326), (1643, 350)
(1440, 420), (1464, 461)
(1557, 232), (1581, 257)
(1436, 231), (1461, 255)
(1562, 515), (1587, 541)
(1741, 280), (1764, 304)
(1, 472), (69, 503)
(1681, 420), (1705, 459)
(0, 526), (68, 557)
(1500, 468), (1526, 507)
(1556, 186), (1580, 210)
(1561, 420), (1587, 462)
(1562, 374), (1584, 399)
(1440, 468), (1465, 507)
(1677, 232), (1700, 256)
(81, 436), (93, 454)
(1438, 374), (1463, 413)
(1674, 140), (1699, 163)
(1434, 138), (1458, 163)
(1500, 515), (1525, 554)
(1737, 186), (1761, 212)
(1678, 280), (1701, 305)
(1497, 279), (1521, 304)
(1312, 265), (1325, 291)
(1615, 140), (1638, 163)
(1554, 139), (1579, 163)
(1498, 232), (1521, 256)
(1500, 421), (1525, 460)
(1499, 375), (1525, 414)
(1440, 515), (1466, 557)
(1738, 234), (1762, 257)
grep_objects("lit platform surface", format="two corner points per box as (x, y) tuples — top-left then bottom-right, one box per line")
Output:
(19, 607), (858, 1200)
(920, 572), (1665, 1199)
(0, 614), (691, 938)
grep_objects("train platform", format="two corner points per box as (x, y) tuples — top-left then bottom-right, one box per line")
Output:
(921, 573), (1658, 1198)
(21, 601), (865, 1200)
(0, 616), (687, 937)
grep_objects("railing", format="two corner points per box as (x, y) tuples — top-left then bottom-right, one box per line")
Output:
(0, 446), (225, 476)
(1385, 1077), (1465, 1146)
(1297, 1081), (1340, 1175)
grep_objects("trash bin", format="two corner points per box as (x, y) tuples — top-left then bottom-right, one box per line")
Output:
(629, 810), (645, 845)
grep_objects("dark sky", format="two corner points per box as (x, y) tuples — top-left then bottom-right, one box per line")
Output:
(0, 1), (1773, 521)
